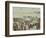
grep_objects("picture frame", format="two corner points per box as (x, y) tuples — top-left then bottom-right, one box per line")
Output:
(5, 1), (45, 37)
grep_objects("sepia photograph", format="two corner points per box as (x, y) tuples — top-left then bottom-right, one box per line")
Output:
(13, 7), (40, 31)
(5, 1), (45, 37)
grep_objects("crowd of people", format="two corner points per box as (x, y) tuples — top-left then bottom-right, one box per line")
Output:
(13, 16), (40, 31)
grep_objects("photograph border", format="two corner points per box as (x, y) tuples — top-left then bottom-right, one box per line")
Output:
(5, 1), (45, 37)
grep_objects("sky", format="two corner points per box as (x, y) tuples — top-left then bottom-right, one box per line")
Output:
(13, 7), (40, 18)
